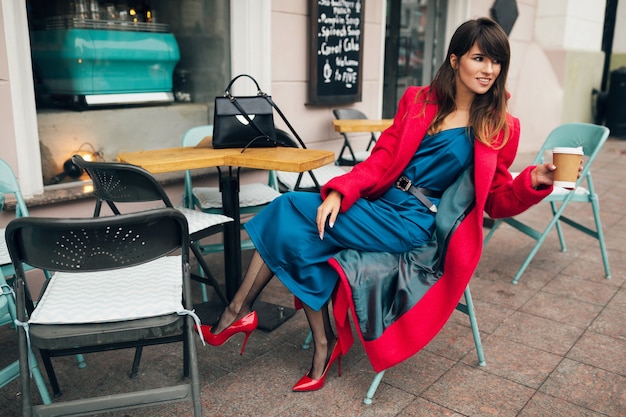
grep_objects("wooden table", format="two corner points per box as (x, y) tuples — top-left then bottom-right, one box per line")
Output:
(332, 119), (393, 133)
(118, 147), (335, 175)
(118, 146), (335, 323)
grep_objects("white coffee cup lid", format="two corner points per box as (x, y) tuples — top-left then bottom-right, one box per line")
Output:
(553, 146), (584, 155)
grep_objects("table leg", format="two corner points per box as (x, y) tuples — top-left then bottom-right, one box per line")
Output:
(220, 167), (242, 300)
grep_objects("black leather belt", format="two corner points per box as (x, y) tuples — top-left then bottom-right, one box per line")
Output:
(395, 176), (442, 213)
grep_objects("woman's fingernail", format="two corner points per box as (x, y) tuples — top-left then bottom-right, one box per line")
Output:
(329, 222), (334, 228)
(319, 233), (324, 240)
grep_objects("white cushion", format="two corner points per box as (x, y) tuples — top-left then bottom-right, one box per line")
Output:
(277, 165), (345, 190)
(548, 186), (589, 197)
(29, 256), (184, 324)
(175, 207), (232, 235)
(193, 183), (280, 209)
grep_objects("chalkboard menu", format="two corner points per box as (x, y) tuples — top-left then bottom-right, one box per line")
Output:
(308, 0), (364, 105)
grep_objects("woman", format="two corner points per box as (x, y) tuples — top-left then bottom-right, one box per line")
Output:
(199, 17), (556, 391)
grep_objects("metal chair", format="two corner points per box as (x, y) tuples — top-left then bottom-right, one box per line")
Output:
(6, 208), (203, 417)
(72, 155), (233, 307)
(333, 108), (378, 166)
(483, 123), (611, 284)
(180, 125), (281, 300)
(272, 129), (346, 192)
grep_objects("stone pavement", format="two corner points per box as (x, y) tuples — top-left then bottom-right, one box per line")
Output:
(1, 137), (625, 416)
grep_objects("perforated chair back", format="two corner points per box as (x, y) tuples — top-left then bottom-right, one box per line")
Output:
(333, 108), (378, 166)
(483, 122), (611, 284)
(72, 155), (174, 216)
(8, 209), (187, 272)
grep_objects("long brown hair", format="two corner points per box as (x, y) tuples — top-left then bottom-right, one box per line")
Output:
(425, 17), (511, 148)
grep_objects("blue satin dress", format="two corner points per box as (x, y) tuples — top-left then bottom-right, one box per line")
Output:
(245, 127), (473, 310)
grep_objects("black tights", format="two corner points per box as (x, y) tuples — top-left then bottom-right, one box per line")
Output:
(214, 250), (337, 379)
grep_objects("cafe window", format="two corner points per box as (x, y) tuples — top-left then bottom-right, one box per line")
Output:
(26, 0), (231, 185)
(382, 0), (446, 118)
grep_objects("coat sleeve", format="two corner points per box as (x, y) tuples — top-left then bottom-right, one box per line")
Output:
(321, 87), (423, 212)
(484, 115), (552, 219)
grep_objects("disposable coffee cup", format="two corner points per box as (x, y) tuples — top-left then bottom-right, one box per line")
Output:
(552, 146), (583, 189)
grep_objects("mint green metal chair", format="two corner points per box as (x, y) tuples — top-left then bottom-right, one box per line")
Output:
(1, 272), (52, 405)
(1, 159), (86, 395)
(1, 159), (52, 404)
(181, 125), (281, 301)
(483, 123), (611, 284)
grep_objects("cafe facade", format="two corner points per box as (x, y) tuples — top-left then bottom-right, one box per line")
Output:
(1, 0), (624, 221)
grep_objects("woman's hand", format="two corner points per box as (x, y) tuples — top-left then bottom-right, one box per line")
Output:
(530, 160), (583, 189)
(530, 162), (556, 189)
(317, 190), (342, 240)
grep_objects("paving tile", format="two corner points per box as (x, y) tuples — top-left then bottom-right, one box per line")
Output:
(518, 391), (609, 417)
(491, 311), (583, 356)
(607, 286), (626, 313)
(447, 298), (514, 335)
(589, 306), (626, 341)
(520, 290), (603, 328)
(373, 350), (456, 397)
(398, 397), (467, 416)
(559, 248), (616, 282)
(540, 358), (626, 416)
(422, 363), (535, 417)
(424, 320), (482, 363)
(468, 274), (539, 310)
(461, 334), (562, 389)
(567, 330), (626, 377)
(541, 273), (619, 306)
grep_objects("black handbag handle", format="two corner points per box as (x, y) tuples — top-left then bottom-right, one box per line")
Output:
(224, 73), (264, 97)
(224, 74), (308, 152)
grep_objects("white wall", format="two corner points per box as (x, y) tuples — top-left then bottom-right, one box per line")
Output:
(615, 0), (626, 54)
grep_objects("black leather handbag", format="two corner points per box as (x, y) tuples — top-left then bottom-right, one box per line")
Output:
(212, 74), (306, 151)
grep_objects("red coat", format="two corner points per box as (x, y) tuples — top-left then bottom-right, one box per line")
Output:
(322, 86), (551, 372)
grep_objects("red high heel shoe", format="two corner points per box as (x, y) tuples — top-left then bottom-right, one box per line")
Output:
(292, 338), (342, 392)
(198, 311), (258, 355)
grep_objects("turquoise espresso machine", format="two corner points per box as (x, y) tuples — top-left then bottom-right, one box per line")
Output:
(31, 17), (180, 106)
